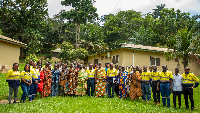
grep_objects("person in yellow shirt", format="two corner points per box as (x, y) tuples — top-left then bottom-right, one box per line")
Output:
(28, 62), (39, 102)
(6, 63), (21, 104)
(141, 66), (151, 103)
(182, 67), (199, 110)
(106, 63), (118, 98)
(20, 64), (32, 103)
(157, 65), (173, 108)
(86, 64), (95, 96)
(151, 65), (160, 105)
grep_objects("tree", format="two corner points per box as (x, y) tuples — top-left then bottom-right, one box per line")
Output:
(0, 0), (48, 55)
(58, 42), (88, 62)
(173, 27), (200, 68)
(61, 0), (98, 49)
(102, 10), (143, 49)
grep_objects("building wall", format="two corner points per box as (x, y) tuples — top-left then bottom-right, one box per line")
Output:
(0, 42), (20, 73)
(88, 48), (200, 76)
(88, 48), (124, 67)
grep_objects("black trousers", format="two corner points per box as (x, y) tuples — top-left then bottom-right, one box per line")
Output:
(183, 87), (194, 108)
(115, 83), (119, 96)
(173, 91), (182, 107)
(152, 82), (160, 103)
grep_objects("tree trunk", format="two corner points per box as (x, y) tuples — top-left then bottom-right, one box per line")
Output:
(76, 24), (78, 49)
(183, 55), (189, 68)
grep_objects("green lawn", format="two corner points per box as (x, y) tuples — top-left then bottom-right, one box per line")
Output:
(0, 73), (199, 113)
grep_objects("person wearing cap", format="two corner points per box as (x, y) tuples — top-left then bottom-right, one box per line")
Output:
(6, 63), (21, 104)
(86, 64), (95, 96)
(106, 63), (118, 98)
(182, 67), (199, 110)
(157, 65), (173, 108)
(141, 66), (151, 103)
(151, 65), (160, 105)
(172, 68), (183, 108)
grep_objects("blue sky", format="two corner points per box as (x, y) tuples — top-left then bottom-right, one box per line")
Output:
(47, 0), (200, 18)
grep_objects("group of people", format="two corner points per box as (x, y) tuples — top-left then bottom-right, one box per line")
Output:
(6, 60), (199, 111)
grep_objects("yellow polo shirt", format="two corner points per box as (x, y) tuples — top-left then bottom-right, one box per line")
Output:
(141, 71), (151, 81)
(159, 71), (173, 82)
(86, 69), (95, 78)
(151, 71), (160, 81)
(107, 68), (118, 77)
(182, 73), (199, 85)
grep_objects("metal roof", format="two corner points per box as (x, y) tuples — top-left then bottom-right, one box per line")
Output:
(0, 35), (27, 47)
(89, 44), (174, 56)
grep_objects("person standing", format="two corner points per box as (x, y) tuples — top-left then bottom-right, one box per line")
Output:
(86, 64), (95, 96)
(20, 64), (32, 103)
(95, 63), (106, 97)
(157, 65), (173, 108)
(182, 67), (199, 110)
(36, 65), (44, 98)
(130, 65), (142, 100)
(28, 62), (40, 102)
(118, 66), (129, 99)
(106, 63), (117, 98)
(59, 65), (67, 96)
(151, 65), (160, 105)
(43, 64), (52, 97)
(76, 64), (88, 96)
(141, 66), (151, 103)
(51, 64), (60, 97)
(67, 63), (77, 96)
(172, 68), (183, 108)
(6, 63), (21, 104)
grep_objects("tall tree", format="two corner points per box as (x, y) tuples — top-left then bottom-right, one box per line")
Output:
(61, 0), (98, 49)
(0, 0), (48, 55)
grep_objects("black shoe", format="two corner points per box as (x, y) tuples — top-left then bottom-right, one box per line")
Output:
(191, 107), (194, 111)
(186, 107), (189, 110)
(13, 101), (16, 104)
(9, 102), (11, 104)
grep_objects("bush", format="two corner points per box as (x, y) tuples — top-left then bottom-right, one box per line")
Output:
(25, 54), (39, 63)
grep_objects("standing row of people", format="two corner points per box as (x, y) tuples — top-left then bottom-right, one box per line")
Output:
(6, 61), (199, 111)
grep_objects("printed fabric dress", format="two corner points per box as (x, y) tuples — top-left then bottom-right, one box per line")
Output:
(59, 71), (67, 95)
(67, 68), (77, 95)
(76, 69), (88, 96)
(119, 70), (129, 99)
(95, 68), (106, 97)
(43, 69), (52, 97)
(130, 71), (142, 100)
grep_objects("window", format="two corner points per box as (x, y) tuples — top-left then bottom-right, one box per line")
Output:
(101, 56), (104, 60)
(112, 56), (116, 64)
(116, 55), (119, 63)
(105, 55), (108, 59)
(151, 57), (160, 66)
(94, 59), (98, 65)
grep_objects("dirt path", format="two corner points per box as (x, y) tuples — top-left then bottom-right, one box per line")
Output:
(0, 100), (20, 104)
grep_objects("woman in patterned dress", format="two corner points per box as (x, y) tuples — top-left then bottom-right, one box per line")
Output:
(95, 64), (106, 97)
(43, 65), (52, 97)
(130, 66), (142, 100)
(76, 65), (88, 96)
(66, 63), (77, 96)
(119, 66), (129, 99)
(59, 65), (67, 96)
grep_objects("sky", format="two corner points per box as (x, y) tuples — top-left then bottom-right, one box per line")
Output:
(47, 0), (200, 18)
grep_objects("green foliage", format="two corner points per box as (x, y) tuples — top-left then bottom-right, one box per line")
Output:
(58, 42), (88, 62)
(0, 29), (3, 35)
(0, 0), (48, 55)
(74, 48), (89, 60)
(25, 54), (39, 64)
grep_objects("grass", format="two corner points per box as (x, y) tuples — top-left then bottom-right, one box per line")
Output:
(0, 71), (200, 112)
